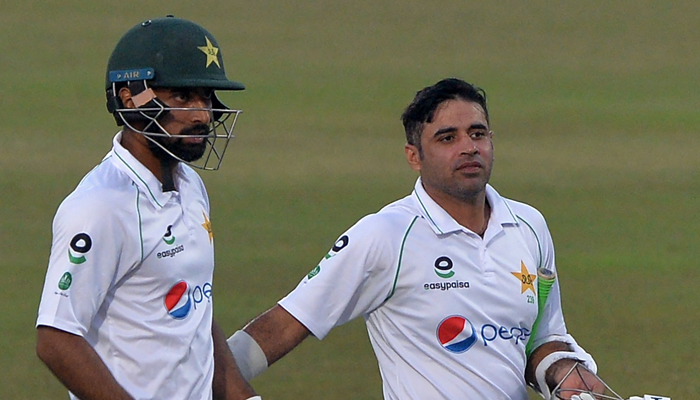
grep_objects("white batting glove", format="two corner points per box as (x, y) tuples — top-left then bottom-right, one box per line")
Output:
(571, 394), (596, 400)
(632, 396), (670, 400)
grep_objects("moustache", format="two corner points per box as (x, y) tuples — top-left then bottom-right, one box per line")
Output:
(179, 124), (211, 137)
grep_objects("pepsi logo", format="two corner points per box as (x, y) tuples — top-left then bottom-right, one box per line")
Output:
(437, 315), (477, 353)
(165, 281), (191, 319)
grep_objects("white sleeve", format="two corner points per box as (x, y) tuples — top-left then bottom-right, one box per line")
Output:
(36, 193), (133, 337)
(279, 213), (405, 340)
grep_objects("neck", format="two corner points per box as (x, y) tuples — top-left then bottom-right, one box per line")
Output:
(120, 129), (174, 186)
(423, 185), (491, 237)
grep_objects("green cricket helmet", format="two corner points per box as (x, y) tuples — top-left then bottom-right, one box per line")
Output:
(105, 16), (244, 171)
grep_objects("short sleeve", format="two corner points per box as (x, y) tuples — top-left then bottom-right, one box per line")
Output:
(279, 213), (408, 339)
(36, 192), (134, 337)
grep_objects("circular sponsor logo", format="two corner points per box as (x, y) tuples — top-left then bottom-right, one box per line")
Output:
(434, 256), (455, 279)
(68, 233), (92, 264)
(332, 235), (349, 252)
(70, 233), (92, 253)
(165, 281), (191, 319)
(436, 315), (477, 353)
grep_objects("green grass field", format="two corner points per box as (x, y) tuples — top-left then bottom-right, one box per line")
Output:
(1, 1), (698, 398)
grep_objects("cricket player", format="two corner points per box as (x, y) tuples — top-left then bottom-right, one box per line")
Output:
(36, 16), (260, 400)
(227, 78), (607, 399)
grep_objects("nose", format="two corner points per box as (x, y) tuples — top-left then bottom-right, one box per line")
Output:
(189, 93), (213, 125)
(460, 135), (479, 155)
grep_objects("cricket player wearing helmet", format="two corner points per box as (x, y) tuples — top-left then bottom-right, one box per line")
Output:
(36, 16), (260, 400)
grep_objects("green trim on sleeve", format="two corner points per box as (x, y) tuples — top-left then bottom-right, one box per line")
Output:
(385, 216), (419, 301)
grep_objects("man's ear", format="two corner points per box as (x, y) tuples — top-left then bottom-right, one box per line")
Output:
(405, 143), (421, 172)
(118, 87), (135, 109)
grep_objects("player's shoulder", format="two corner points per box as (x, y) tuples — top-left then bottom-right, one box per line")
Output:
(178, 163), (208, 193)
(55, 158), (138, 221)
(178, 163), (203, 182)
(503, 197), (545, 220)
(320, 197), (418, 267)
(353, 195), (419, 234)
(500, 195), (549, 234)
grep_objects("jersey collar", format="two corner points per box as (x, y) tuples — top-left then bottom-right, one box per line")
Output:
(109, 131), (174, 209)
(411, 177), (519, 236)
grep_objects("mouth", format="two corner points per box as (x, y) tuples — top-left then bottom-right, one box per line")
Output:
(456, 160), (482, 173)
(181, 136), (205, 144)
(179, 125), (210, 144)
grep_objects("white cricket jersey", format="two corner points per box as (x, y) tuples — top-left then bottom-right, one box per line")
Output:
(37, 132), (217, 400)
(279, 178), (572, 400)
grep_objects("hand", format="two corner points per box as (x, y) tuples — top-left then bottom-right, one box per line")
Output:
(549, 359), (606, 400)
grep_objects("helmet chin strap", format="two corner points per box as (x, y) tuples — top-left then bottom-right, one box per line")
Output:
(160, 156), (177, 192)
(146, 136), (178, 192)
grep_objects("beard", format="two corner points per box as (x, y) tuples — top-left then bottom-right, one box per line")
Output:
(147, 123), (210, 163)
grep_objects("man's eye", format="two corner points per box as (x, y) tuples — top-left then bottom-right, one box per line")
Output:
(439, 135), (454, 142)
(173, 91), (190, 102)
(471, 131), (487, 139)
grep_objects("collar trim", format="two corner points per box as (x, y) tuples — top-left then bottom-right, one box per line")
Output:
(110, 132), (173, 208)
(411, 178), (519, 235)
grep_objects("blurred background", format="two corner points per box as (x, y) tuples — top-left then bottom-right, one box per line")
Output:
(1, 1), (698, 398)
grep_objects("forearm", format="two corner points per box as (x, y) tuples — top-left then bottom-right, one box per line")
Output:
(242, 305), (311, 366)
(36, 326), (134, 400)
(228, 305), (311, 382)
(212, 320), (258, 400)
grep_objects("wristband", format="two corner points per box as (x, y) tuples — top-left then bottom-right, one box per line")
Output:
(535, 351), (581, 400)
(228, 330), (268, 381)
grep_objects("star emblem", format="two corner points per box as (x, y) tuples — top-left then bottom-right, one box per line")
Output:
(511, 261), (536, 294)
(198, 36), (221, 68)
(201, 212), (214, 243)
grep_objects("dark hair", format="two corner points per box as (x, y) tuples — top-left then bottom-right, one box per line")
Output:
(401, 78), (489, 148)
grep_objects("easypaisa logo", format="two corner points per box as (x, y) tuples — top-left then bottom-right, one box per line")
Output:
(434, 256), (454, 278)
(157, 244), (185, 259)
(68, 233), (92, 264)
